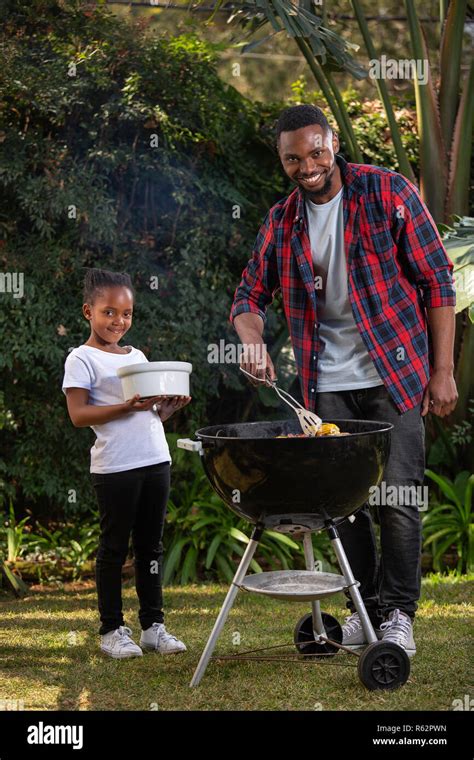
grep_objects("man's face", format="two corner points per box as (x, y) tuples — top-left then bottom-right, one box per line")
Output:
(278, 124), (340, 200)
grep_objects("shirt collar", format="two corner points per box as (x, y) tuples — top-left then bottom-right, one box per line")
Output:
(293, 154), (365, 225)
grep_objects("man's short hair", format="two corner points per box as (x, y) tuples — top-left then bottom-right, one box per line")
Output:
(276, 105), (332, 144)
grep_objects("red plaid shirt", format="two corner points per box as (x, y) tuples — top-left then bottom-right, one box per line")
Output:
(230, 155), (456, 413)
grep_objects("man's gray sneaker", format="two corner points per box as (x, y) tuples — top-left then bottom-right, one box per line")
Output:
(341, 612), (383, 650)
(380, 609), (416, 658)
(100, 626), (143, 659)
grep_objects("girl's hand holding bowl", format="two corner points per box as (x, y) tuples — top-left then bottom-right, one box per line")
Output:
(124, 394), (191, 420)
(125, 394), (164, 412)
(154, 395), (192, 422)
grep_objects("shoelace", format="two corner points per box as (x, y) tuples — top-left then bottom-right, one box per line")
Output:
(379, 610), (412, 645)
(343, 612), (362, 634)
(151, 623), (179, 644)
(116, 626), (137, 647)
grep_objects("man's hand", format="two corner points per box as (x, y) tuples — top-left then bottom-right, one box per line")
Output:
(234, 313), (277, 387)
(240, 342), (277, 386)
(421, 369), (458, 417)
(423, 307), (457, 417)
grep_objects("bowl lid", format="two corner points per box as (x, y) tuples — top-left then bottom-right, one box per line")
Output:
(117, 361), (192, 377)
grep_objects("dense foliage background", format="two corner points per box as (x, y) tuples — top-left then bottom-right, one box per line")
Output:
(7, 1), (468, 587)
(0, 0), (423, 524)
(0, 1), (286, 519)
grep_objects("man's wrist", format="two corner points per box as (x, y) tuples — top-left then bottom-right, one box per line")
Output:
(238, 330), (264, 344)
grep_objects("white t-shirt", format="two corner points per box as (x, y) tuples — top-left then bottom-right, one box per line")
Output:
(62, 345), (171, 474)
(305, 188), (383, 391)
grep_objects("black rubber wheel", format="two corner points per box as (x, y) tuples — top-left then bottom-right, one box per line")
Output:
(358, 642), (410, 690)
(294, 612), (342, 658)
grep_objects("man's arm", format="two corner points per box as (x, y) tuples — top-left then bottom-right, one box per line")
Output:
(233, 312), (277, 384)
(230, 211), (280, 384)
(423, 306), (458, 417)
(391, 175), (458, 418)
(391, 174), (456, 309)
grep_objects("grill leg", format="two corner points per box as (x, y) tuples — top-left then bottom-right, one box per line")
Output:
(302, 532), (325, 638)
(189, 526), (263, 688)
(328, 524), (378, 645)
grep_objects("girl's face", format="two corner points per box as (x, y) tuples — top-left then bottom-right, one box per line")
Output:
(83, 286), (134, 346)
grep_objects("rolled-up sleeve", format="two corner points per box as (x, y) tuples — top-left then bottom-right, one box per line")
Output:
(230, 210), (280, 326)
(391, 174), (456, 308)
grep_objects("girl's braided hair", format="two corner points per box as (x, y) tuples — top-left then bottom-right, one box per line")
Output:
(83, 268), (134, 305)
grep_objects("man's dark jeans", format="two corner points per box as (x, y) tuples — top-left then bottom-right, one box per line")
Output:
(91, 462), (170, 636)
(316, 384), (425, 625)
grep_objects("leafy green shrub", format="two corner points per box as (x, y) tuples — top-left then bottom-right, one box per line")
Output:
(0, 501), (36, 563)
(427, 399), (474, 477)
(423, 469), (473, 574)
(0, 0), (284, 519)
(0, 476), (335, 587)
(163, 485), (335, 584)
(0, 503), (101, 581)
(2, 0), (445, 533)
(165, 477), (295, 584)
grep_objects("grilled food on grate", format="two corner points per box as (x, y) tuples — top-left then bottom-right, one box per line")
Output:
(276, 423), (350, 438)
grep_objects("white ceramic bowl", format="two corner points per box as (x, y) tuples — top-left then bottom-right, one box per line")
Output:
(117, 361), (192, 399)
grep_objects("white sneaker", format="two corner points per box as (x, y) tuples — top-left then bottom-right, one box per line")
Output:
(380, 609), (416, 658)
(342, 612), (383, 650)
(140, 623), (187, 654)
(100, 626), (143, 659)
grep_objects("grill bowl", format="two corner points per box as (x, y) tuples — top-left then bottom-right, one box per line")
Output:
(195, 418), (393, 531)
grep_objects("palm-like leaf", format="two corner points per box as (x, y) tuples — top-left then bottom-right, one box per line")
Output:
(404, 0), (446, 221)
(196, 0), (368, 159)
(423, 468), (473, 573)
(439, 0), (468, 148)
(446, 58), (474, 218)
(213, 0), (366, 76)
(442, 222), (474, 316)
(425, 469), (461, 508)
(351, 0), (416, 181)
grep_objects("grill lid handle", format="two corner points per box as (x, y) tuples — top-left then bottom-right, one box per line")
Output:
(177, 438), (203, 454)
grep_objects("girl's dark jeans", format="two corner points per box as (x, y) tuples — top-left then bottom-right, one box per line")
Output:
(316, 384), (425, 625)
(91, 461), (170, 636)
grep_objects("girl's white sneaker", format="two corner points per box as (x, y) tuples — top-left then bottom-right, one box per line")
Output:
(100, 626), (143, 659)
(140, 622), (187, 654)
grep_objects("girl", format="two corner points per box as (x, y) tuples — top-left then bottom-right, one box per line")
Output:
(62, 268), (191, 659)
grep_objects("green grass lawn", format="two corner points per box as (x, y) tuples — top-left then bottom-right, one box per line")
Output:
(0, 574), (472, 711)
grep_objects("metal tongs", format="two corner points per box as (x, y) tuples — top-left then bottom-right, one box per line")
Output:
(239, 367), (323, 437)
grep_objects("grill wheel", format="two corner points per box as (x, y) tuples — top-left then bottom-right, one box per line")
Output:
(293, 612), (343, 658)
(358, 641), (410, 690)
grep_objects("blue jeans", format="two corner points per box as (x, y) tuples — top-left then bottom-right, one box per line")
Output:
(316, 384), (425, 624)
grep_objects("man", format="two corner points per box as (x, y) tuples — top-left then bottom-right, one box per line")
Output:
(230, 104), (457, 657)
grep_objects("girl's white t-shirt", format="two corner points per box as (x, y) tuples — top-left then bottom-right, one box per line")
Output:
(62, 345), (171, 474)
